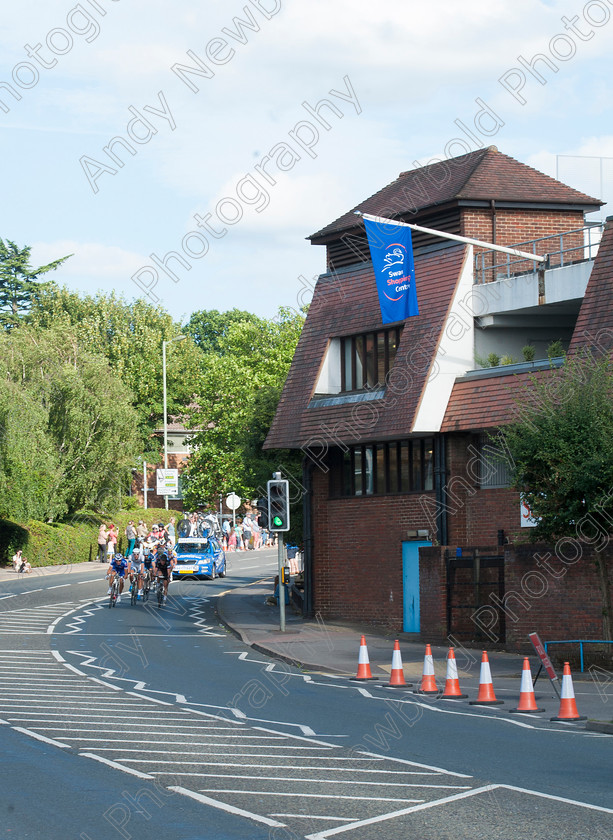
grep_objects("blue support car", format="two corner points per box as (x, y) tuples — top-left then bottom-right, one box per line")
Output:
(172, 536), (226, 581)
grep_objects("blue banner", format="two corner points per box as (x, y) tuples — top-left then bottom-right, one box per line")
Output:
(364, 218), (419, 324)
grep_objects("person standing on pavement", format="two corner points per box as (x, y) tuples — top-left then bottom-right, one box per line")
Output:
(167, 517), (176, 547)
(125, 521), (137, 558)
(97, 523), (109, 563)
(107, 523), (118, 559)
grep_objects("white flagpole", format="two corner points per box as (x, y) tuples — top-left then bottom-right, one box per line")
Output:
(356, 211), (547, 264)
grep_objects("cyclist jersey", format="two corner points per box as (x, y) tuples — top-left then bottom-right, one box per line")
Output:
(111, 556), (128, 575)
(142, 554), (154, 570)
(155, 554), (170, 576)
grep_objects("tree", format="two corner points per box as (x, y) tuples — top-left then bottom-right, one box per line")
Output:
(0, 240), (71, 329)
(498, 351), (613, 638)
(30, 287), (204, 455)
(0, 324), (139, 520)
(181, 308), (304, 518)
(184, 308), (259, 355)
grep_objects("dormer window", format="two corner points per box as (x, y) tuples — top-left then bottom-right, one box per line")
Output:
(340, 326), (402, 392)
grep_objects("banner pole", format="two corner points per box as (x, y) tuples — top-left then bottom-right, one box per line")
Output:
(356, 211), (547, 264)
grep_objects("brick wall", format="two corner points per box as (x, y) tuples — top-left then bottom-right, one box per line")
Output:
(419, 542), (613, 654)
(464, 207), (586, 282)
(311, 466), (436, 628)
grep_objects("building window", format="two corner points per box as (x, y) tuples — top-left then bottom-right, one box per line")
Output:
(340, 327), (402, 392)
(478, 434), (512, 488)
(332, 438), (434, 497)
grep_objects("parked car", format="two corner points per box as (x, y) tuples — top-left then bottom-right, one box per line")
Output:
(172, 535), (226, 580)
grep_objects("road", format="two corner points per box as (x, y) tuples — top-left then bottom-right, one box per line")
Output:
(0, 550), (611, 839)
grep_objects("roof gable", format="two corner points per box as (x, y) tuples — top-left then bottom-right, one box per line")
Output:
(569, 218), (613, 355)
(265, 245), (467, 450)
(309, 147), (601, 243)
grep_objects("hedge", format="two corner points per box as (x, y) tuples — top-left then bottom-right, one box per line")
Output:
(0, 508), (182, 568)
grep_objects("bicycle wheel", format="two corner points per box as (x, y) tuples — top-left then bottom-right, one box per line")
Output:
(130, 577), (138, 606)
(157, 580), (164, 608)
(143, 576), (150, 603)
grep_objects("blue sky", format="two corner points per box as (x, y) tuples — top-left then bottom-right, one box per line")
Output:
(2, 0), (612, 324)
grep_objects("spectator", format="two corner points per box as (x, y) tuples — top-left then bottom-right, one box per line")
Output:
(136, 520), (148, 541)
(107, 523), (118, 559)
(167, 517), (176, 546)
(242, 515), (253, 550)
(228, 526), (237, 552)
(12, 550), (23, 573)
(97, 523), (109, 563)
(125, 521), (137, 558)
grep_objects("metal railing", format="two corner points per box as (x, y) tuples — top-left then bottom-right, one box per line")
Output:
(543, 638), (613, 672)
(474, 222), (605, 285)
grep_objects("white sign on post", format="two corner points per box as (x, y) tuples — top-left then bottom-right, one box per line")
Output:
(225, 493), (241, 511)
(157, 469), (179, 496)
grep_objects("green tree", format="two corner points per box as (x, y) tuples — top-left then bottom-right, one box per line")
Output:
(182, 308), (304, 523)
(0, 239), (71, 329)
(31, 287), (204, 455)
(184, 308), (258, 355)
(0, 324), (139, 520)
(498, 352), (613, 638)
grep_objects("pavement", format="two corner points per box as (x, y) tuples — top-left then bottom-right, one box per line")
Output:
(2, 560), (612, 728)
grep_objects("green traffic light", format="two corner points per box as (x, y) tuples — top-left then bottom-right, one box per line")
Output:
(273, 515), (283, 527)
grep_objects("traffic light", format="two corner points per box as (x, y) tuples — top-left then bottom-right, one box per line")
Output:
(267, 479), (290, 532)
(256, 497), (269, 530)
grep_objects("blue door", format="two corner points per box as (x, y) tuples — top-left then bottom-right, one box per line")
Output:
(402, 540), (431, 633)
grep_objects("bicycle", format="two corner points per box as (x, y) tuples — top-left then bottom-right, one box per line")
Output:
(108, 575), (120, 608)
(156, 575), (165, 608)
(129, 572), (139, 606)
(142, 569), (152, 603)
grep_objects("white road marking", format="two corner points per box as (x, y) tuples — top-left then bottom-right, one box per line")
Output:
(198, 789), (424, 803)
(169, 786), (286, 828)
(11, 726), (70, 749)
(79, 752), (154, 779)
(271, 815), (357, 822)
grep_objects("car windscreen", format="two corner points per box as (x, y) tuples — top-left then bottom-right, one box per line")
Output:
(176, 541), (209, 554)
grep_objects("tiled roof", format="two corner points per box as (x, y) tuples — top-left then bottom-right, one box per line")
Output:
(440, 368), (555, 433)
(265, 245), (468, 450)
(309, 147), (601, 242)
(569, 218), (613, 355)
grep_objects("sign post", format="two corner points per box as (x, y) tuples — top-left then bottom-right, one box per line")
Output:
(529, 632), (560, 698)
(225, 493), (241, 528)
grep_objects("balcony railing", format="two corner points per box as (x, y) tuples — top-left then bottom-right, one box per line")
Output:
(474, 222), (605, 285)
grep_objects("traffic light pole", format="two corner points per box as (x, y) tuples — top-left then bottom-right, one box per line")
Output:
(278, 532), (285, 632)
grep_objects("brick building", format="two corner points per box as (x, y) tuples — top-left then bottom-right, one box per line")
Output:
(265, 146), (613, 649)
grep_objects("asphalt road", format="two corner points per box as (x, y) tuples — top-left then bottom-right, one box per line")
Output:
(0, 552), (612, 839)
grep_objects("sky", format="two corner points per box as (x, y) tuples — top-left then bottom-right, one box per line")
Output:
(2, 0), (613, 325)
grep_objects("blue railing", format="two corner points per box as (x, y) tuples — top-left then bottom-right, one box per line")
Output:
(543, 639), (613, 673)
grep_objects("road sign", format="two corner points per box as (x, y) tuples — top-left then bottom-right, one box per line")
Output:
(529, 631), (560, 698)
(156, 468), (179, 495)
(226, 493), (241, 511)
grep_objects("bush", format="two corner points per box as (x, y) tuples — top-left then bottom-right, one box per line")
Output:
(0, 507), (184, 568)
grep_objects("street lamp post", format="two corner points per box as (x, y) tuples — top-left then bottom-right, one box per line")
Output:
(162, 335), (187, 510)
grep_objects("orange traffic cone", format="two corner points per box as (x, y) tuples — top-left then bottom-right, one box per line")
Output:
(469, 651), (504, 705)
(415, 644), (439, 694)
(550, 662), (586, 721)
(510, 658), (544, 714)
(441, 647), (468, 699)
(350, 635), (378, 681)
(386, 640), (411, 688)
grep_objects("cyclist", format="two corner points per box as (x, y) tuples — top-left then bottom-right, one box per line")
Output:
(153, 550), (172, 603)
(107, 552), (130, 603)
(138, 547), (155, 598)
